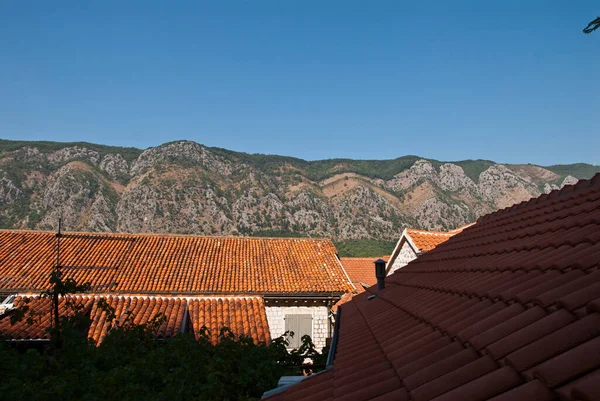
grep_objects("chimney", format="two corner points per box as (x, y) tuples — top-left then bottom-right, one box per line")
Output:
(374, 259), (386, 290)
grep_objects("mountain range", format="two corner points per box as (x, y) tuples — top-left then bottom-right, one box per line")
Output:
(1, 139), (598, 255)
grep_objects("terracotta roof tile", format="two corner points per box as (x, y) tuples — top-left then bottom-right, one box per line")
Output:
(431, 366), (523, 401)
(1, 294), (270, 346)
(403, 347), (479, 391)
(386, 224), (474, 273)
(271, 370), (334, 401)
(487, 380), (557, 401)
(265, 173), (600, 401)
(332, 256), (389, 310)
(569, 369), (600, 401)
(405, 229), (457, 252)
(405, 224), (473, 253)
(411, 356), (498, 401)
(531, 335), (600, 387)
(339, 257), (388, 290)
(0, 232), (353, 295)
(395, 341), (464, 379)
(88, 295), (187, 344)
(469, 305), (548, 351)
(188, 296), (270, 344)
(505, 314), (600, 373)
(0, 295), (94, 339)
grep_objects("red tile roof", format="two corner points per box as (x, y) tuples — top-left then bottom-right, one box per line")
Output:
(405, 228), (456, 252)
(339, 257), (388, 292)
(188, 296), (270, 344)
(88, 295), (187, 344)
(0, 232), (353, 295)
(0, 295), (94, 340)
(331, 292), (353, 314)
(333, 257), (389, 311)
(387, 225), (473, 272)
(266, 173), (600, 401)
(405, 224), (472, 252)
(1, 294), (271, 345)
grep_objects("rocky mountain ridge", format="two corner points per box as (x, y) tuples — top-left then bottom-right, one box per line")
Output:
(1, 139), (597, 245)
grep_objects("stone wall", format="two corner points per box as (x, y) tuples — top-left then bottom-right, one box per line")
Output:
(265, 305), (330, 350)
(388, 240), (418, 275)
(0, 294), (16, 315)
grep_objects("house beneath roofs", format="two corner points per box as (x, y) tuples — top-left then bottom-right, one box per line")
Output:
(265, 173), (600, 401)
(0, 233), (355, 349)
(386, 224), (472, 275)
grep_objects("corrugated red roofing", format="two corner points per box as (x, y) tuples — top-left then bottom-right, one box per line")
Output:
(266, 173), (600, 401)
(0, 232), (353, 295)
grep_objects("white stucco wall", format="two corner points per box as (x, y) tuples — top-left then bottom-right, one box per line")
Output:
(388, 241), (418, 275)
(265, 305), (330, 350)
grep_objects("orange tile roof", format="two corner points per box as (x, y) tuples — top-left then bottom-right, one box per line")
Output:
(88, 295), (187, 344)
(1, 294), (271, 345)
(188, 296), (270, 344)
(387, 224), (473, 271)
(338, 256), (389, 293)
(331, 292), (353, 313)
(405, 228), (461, 252)
(265, 174), (600, 401)
(0, 232), (353, 295)
(0, 295), (94, 340)
(333, 257), (388, 310)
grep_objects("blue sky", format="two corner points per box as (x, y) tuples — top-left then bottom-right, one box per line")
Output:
(0, 1), (598, 165)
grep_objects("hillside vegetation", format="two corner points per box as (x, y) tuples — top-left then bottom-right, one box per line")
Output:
(1, 139), (597, 256)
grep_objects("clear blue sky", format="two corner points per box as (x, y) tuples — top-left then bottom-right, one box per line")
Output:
(0, 1), (598, 165)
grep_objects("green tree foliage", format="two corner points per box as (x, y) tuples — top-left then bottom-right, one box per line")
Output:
(546, 163), (600, 181)
(335, 238), (397, 257)
(0, 139), (142, 163)
(0, 323), (324, 401)
(43, 269), (92, 348)
(0, 271), (327, 401)
(453, 160), (495, 183)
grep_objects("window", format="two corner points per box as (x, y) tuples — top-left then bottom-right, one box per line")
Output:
(284, 314), (312, 348)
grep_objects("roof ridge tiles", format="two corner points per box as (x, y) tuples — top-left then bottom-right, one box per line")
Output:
(0, 228), (334, 242)
(406, 228), (455, 236)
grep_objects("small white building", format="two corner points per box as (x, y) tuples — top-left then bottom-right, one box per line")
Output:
(387, 225), (473, 274)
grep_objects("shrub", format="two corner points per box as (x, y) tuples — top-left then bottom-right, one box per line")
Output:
(0, 310), (326, 401)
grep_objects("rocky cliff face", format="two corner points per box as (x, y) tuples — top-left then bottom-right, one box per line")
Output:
(0, 140), (595, 241)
